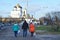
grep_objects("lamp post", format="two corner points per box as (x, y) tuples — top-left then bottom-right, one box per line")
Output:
(26, 0), (28, 8)
(26, 0), (28, 14)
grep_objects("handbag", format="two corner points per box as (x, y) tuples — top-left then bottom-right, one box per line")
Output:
(33, 32), (36, 36)
(18, 30), (20, 34)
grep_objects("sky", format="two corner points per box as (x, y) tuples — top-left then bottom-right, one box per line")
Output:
(0, 0), (60, 19)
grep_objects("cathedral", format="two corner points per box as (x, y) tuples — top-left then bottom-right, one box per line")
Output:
(10, 4), (34, 23)
(10, 4), (27, 18)
(0, 4), (34, 23)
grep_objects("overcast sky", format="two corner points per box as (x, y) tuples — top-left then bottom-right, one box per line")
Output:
(0, 0), (60, 19)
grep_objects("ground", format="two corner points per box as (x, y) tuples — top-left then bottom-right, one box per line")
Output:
(0, 24), (60, 40)
(0, 25), (39, 40)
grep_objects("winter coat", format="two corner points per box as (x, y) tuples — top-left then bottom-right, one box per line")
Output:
(29, 23), (35, 32)
(22, 21), (29, 30)
(12, 24), (19, 31)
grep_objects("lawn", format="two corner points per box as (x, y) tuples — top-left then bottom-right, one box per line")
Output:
(36, 25), (51, 31)
(36, 25), (60, 32)
(36, 25), (60, 34)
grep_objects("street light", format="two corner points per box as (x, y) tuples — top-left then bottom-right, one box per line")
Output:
(26, 0), (28, 14)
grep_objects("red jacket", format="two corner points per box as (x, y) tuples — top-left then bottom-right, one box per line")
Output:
(29, 23), (35, 32)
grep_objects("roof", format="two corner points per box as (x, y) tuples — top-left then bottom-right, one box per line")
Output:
(14, 4), (22, 8)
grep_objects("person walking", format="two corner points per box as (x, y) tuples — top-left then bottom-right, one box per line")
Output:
(12, 22), (19, 37)
(22, 20), (29, 37)
(29, 22), (35, 37)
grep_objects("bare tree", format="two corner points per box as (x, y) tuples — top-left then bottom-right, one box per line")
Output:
(49, 11), (60, 31)
(45, 13), (52, 25)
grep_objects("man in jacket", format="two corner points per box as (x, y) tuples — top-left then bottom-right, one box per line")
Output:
(22, 20), (29, 37)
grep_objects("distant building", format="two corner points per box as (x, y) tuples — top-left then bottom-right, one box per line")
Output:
(10, 3), (34, 23)
(39, 17), (48, 25)
(22, 8), (27, 19)
(10, 4), (22, 18)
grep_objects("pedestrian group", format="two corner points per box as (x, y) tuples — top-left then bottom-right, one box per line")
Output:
(12, 20), (35, 37)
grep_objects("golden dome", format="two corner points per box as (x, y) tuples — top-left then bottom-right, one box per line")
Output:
(16, 4), (22, 8)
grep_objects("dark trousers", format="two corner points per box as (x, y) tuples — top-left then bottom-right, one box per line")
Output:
(23, 29), (27, 37)
(14, 31), (18, 37)
(31, 32), (34, 37)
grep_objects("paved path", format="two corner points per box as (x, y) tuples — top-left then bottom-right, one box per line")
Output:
(35, 34), (60, 40)
(0, 25), (39, 40)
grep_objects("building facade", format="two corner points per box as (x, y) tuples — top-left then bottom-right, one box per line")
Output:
(10, 4), (22, 18)
(10, 4), (34, 23)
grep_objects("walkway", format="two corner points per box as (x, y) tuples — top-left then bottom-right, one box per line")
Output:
(0, 25), (39, 40)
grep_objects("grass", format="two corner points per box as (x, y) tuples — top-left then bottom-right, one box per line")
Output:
(36, 25), (60, 34)
(36, 25), (51, 31)
(36, 31), (60, 35)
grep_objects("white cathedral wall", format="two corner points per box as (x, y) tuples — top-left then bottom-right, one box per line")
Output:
(17, 11), (22, 17)
(13, 8), (17, 11)
(10, 11), (20, 18)
(17, 8), (21, 11)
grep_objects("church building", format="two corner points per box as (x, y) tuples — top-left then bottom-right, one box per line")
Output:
(10, 4), (22, 18)
(10, 4), (34, 23)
